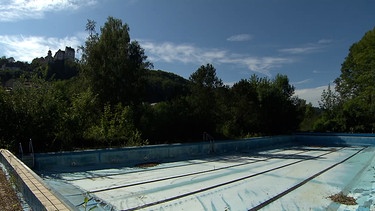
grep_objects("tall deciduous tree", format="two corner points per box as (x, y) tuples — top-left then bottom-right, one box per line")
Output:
(188, 64), (226, 138)
(81, 17), (152, 106)
(333, 27), (375, 132)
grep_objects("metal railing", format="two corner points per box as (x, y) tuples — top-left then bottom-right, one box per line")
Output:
(19, 139), (35, 168)
(203, 132), (215, 153)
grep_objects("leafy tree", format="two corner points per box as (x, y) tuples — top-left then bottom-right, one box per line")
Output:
(6, 76), (68, 151)
(81, 17), (152, 106)
(0, 87), (17, 150)
(332, 27), (375, 132)
(188, 64), (226, 138)
(297, 100), (320, 132)
(226, 74), (300, 136)
(224, 78), (260, 137)
(314, 84), (343, 132)
(85, 103), (146, 147)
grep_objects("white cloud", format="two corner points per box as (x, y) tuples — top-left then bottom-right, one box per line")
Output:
(279, 39), (332, 55)
(140, 41), (292, 76)
(292, 79), (312, 85)
(294, 84), (334, 107)
(0, 0), (97, 22)
(318, 39), (332, 44)
(278, 46), (321, 54)
(221, 57), (292, 76)
(312, 70), (320, 74)
(141, 41), (227, 64)
(227, 34), (252, 42)
(0, 34), (84, 62)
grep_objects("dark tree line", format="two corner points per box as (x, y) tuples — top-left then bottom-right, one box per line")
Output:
(0, 17), (322, 152)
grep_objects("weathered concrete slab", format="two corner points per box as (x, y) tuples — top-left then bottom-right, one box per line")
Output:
(41, 145), (374, 210)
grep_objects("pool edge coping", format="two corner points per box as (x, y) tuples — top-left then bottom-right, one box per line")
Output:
(0, 149), (73, 211)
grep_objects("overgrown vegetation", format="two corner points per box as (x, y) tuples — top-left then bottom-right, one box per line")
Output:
(328, 192), (357, 205)
(0, 17), (374, 152)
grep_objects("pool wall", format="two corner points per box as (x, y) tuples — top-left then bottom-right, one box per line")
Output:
(295, 133), (375, 146)
(31, 133), (375, 172)
(34, 135), (295, 172)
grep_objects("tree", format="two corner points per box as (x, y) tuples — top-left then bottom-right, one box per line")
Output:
(314, 84), (343, 132)
(86, 19), (96, 37)
(0, 87), (17, 150)
(225, 74), (300, 136)
(225, 78), (260, 137)
(85, 103), (146, 147)
(188, 64), (226, 138)
(81, 17), (152, 106)
(6, 76), (68, 151)
(332, 27), (375, 132)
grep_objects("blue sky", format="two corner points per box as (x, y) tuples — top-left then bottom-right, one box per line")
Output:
(1, 0), (375, 106)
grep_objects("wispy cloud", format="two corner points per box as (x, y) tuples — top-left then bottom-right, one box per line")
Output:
(279, 46), (322, 54)
(0, 0), (97, 22)
(0, 34), (84, 61)
(221, 57), (292, 76)
(279, 39), (332, 55)
(140, 41), (292, 76)
(317, 39), (332, 44)
(292, 79), (312, 85)
(312, 70), (320, 74)
(227, 34), (252, 42)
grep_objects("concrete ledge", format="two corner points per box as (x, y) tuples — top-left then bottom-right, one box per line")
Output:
(0, 149), (72, 211)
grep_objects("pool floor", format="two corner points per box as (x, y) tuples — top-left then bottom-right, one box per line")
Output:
(40, 145), (375, 210)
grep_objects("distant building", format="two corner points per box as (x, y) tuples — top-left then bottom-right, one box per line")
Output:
(45, 50), (53, 63)
(53, 46), (75, 61)
(64, 47), (75, 60)
(54, 49), (65, 60)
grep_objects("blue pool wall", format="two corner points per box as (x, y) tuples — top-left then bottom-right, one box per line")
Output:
(33, 133), (375, 172)
(295, 133), (375, 146)
(33, 136), (294, 172)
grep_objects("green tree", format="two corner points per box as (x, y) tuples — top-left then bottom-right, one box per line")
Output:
(333, 27), (375, 132)
(81, 17), (152, 106)
(6, 76), (68, 151)
(188, 64), (226, 138)
(314, 84), (343, 132)
(0, 87), (17, 150)
(225, 78), (260, 137)
(226, 74), (300, 136)
(298, 100), (320, 132)
(85, 103), (146, 147)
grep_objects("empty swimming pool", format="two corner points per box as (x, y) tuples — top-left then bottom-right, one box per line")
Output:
(36, 135), (375, 211)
